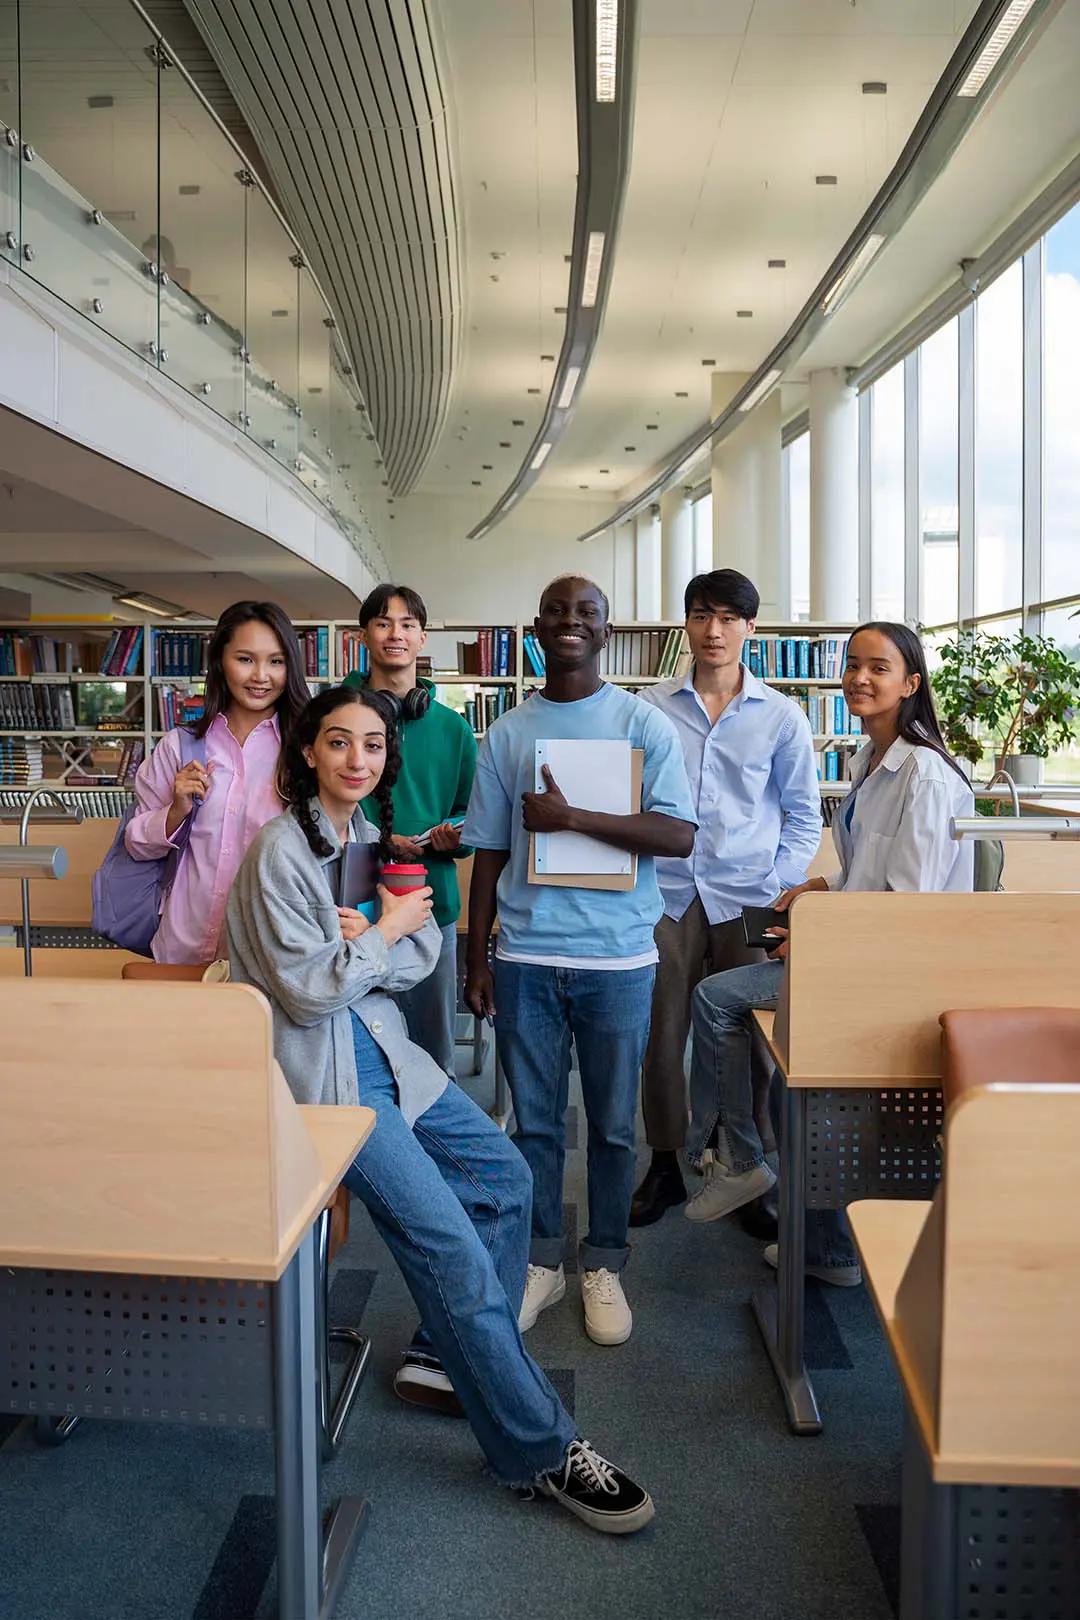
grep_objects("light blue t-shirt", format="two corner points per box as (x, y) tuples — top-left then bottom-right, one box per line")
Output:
(462, 683), (696, 964)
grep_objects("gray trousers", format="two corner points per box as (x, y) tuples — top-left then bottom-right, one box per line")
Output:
(640, 897), (774, 1154)
(397, 921), (459, 1081)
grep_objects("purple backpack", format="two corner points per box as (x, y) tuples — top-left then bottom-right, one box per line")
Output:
(92, 729), (208, 955)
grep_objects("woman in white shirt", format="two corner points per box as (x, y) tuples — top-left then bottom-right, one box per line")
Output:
(683, 622), (974, 1278)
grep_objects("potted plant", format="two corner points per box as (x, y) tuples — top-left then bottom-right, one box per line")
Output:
(930, 628), (1080, 785)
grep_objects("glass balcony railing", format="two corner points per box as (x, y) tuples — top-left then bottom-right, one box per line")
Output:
(0, 0), (379, 561)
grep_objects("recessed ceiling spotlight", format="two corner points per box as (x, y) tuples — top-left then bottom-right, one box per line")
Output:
(768, 258), (786, 269)
(512, 419), (525, 426)
(179, 184), (201, 196)
(541, 353), (555, 361)
(579, 484), (590, 490)
(88, 95), (114, 109)
(564, 254), (572, 263)
(646, 423), (658, 430)
(816, 175), (838, 186)
(675, 390), (689, 398)
(472, 479), (481, 486)
(489, 273), (500, 282)
(527, 387), (541, 395)
(625, 445), (636, 452)
(701, 358), (716, 366)
(489, 250), (506, 259)
(554, 305), (567, 314)
(736, 310), (753, 319)
(271, 308), (289, 317)
(482, 464), (493, 470)
(599, 467), (610, 473)
(862, 81), (887, 94)
(499, 440), (511, 448)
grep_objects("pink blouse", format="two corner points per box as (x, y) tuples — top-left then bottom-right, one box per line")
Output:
(125, 712), (284, 963)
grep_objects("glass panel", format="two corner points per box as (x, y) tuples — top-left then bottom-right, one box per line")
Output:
(787, 434), (810, 621)
(244, 186), (298, 469)
(919, 317), (959, 629)
(157, 54), (245, 424)
(975, 260), (1023, 617)
(297, 269), (332, 503)
(0, 0), (17, 264)
(17, 0), (160, 361)
(1040, 604), (1080, 783)
(328, 341), (366, 526)
(692, 492), (712, 576)
(1044, 203), (1080, 602)
(870, 363), (905, 620)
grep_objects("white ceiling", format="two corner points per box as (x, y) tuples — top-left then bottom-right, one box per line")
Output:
(413, 0), (982, 521)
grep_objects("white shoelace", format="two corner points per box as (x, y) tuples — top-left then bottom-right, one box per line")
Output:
(563, 1439), (620, 1496)
(525, 1263), (554, 1292)
(582, 1268), (620, 1305)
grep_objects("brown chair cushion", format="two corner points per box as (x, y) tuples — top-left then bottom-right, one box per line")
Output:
(939, 1008), (1080, 1110)
(327, 1186), (351, 1261)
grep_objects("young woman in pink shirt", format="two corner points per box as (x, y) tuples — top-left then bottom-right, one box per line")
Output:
(125, 600), (310, 963)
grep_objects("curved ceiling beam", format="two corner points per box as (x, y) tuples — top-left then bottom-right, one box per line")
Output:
(468, 0), (640, 542)
(575, 0), (1064, 545)
(182, 0), (460, 496)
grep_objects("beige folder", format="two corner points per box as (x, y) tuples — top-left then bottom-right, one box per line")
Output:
(528, 749), (644, 892)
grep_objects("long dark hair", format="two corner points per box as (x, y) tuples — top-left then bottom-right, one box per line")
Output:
(194, 601), (310, 746)
(849, 622), (969, 784)
(279, 685), (400, 859)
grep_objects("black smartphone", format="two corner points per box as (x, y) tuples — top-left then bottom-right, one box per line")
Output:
(338, 842), (382, 921)
(741, 906), (787, 952)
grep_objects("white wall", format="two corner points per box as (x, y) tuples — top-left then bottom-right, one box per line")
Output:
(387, 494), (616, 623)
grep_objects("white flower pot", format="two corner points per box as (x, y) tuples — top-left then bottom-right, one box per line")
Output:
(1003, 754), (1043, 787)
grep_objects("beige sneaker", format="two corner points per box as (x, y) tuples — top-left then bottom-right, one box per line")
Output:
(684, 1157), (776, 1224)
(518, 1263), (566, 1331)
(581, 1268), (632, 1345)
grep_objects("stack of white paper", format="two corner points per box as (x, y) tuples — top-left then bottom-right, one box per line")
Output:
(533, 738), (633, 876)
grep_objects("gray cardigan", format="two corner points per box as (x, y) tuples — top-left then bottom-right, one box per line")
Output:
(226, 802), (447, 1124)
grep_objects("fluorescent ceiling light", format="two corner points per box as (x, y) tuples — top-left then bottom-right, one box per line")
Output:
(114, 591), (187, 617)
(738, 369), (782, 413)
(531, 443), (553, 471)
(957, 0), (1036, 96)
(595, 0), (618, 101)
(557, 366), (582, 410)
(821, 232), (887, 313)
(581, 232), (605, 307)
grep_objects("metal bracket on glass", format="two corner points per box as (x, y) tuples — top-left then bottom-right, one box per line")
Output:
(200, 383), (211, 395)
(21, 143), (34, 163)
(238, 413), (251, 427)
(3, 231), (16, 252)
(290, 252), (307, 269)
(91, 299), (103, 315)
(87, 208), (102, 226)
(22, 244), (34, 263)
(235, 168), (255, 188)
(142, 260), (158, 280)
(323, 315), (337, 329)
(3, 126), (18, 148)
(198, 311), (212, 326)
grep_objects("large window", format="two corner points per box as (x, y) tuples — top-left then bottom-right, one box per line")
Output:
(974, 261), (1024, 617)
(692, 492), (712, 576)
(786, 432), (810, 621)
(870, 363), (905, 620)
(919, 318), (959, 628)
(1044, 209), (1080, 602)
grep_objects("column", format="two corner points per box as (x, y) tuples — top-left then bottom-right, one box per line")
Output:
(809, 367), (859, 620)
(710, 371), (783, 619)
(660, 488), (694, 620)
(611, 519), (636, 620)
(634, 505), (661, 622)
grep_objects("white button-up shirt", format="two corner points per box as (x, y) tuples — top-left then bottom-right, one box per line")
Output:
(640, 668), (822, 924)
(827, 736), (975, 892)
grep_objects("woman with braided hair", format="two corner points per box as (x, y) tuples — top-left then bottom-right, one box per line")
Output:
(226, 685), (654, 1535)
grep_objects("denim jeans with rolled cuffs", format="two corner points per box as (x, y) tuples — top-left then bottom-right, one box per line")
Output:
(493, 959), (656, 1272)
(689, 958), (857, 1269)
(342, 1012), (577, 1485)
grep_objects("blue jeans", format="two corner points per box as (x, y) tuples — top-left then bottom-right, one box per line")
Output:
(343, 1014), (577, 1485)
(493, 959), (656, 1273)
(397, 921), (458, 1080)
(690, 960), (857, 1269)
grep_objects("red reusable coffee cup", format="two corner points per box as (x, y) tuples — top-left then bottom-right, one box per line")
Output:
(380, 862), (427, 896)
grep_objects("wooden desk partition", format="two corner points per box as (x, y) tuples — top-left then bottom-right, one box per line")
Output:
(0, 980), (372, 1280)
(0, 946), (140, 978)
(778, 892), (1080, 1083)
(0, 816), (119, 927)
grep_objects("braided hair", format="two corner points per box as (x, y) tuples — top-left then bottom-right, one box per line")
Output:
(279, 685), (401, 859)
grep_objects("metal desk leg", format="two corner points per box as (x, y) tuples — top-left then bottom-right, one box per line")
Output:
(900, 1405), (957, 1620)
(751, 1078), (822, 1435)
(275, 1230), (368, 1620)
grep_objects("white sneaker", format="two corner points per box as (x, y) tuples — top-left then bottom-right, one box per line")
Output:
(581, 1268), (632, 1346)
(763, 1243), (862, 1288)
(683, 1157), (777, 1224)
(519, 1263), (566, 1331)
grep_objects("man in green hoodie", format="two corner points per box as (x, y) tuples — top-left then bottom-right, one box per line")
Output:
(343, 584), (477, 1083)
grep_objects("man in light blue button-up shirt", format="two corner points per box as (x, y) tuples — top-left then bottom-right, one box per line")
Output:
(629, 569), (822, 1227)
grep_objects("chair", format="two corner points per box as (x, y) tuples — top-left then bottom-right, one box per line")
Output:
(120, 960), (371, 1461)
(940, 1005), (1080, 1106)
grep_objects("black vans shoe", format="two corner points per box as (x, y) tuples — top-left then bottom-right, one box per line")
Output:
(392, 1349), (464, 1418)
(539, 1440), (655, 1534)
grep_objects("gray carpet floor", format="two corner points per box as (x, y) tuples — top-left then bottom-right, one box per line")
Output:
(0, 1043), (903, 1620)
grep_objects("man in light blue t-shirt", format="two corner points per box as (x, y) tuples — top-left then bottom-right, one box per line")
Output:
(464, 576), (696, 1349)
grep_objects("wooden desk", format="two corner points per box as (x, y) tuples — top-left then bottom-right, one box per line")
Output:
(0, 816), (118, 927)
(753, 891), (1080, 1436)
(0, 980), (373, 1620)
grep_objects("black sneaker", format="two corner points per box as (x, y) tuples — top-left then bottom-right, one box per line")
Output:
(393, 1349), (465, 1418)
(539, 1439), (655, 1534)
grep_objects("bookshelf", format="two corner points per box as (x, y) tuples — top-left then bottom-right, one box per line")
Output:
(0, 616), (860, 795)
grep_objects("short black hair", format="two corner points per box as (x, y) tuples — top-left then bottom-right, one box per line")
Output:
(684, 569), (759, 622)
(358, 583), (428, 630)
(539, 574), (611, 622)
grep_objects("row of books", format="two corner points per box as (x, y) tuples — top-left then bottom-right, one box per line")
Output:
(597, 629), (693, 680)
(816, 744), (859, 782)
(100, 626), (145, 676)
(158, 690), (205, 730)
(0, 739), (44, 785)
(0, 682), (77, 731)
(796, 691), (863, 738)
(742, 636), (848, 681)
(339, 631), (370, 678)
(0, 785), (136, 815)
(113, 738), (146, 786)
(298, 627), (330, 678)
(456, 628), (515, 678)
(461, 689), (516, 735)
(521, 632), (546, 677)
(152, 632), (209, 677)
